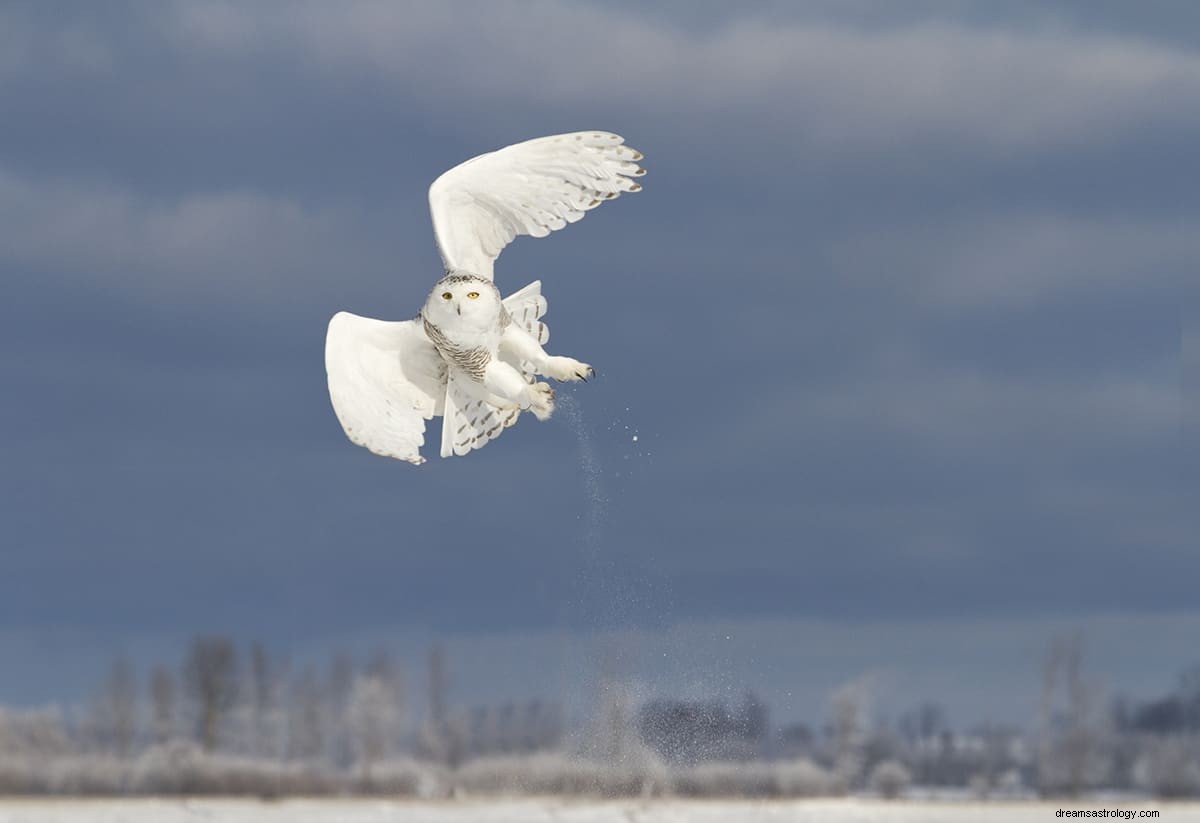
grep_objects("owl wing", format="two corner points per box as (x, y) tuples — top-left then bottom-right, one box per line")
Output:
(325, 312), (446, 465)
(501, 280), (550, 346)
(428, 131), (645, 280)
(438, 281), (552, 458)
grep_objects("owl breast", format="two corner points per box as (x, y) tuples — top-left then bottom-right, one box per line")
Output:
(422, 315), (497, 381)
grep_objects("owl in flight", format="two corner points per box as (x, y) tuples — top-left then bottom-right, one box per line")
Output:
(325, 131), (645, 464)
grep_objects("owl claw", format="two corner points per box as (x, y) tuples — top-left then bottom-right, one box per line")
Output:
(543, 356), (593, 383)
(527, 381), (555, 421)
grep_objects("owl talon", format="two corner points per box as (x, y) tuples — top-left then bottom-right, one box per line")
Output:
(527, 381), (555, 421)
(543, 355), (593, 383)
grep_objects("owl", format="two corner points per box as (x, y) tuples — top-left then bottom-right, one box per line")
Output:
(325, 131), (645, 464)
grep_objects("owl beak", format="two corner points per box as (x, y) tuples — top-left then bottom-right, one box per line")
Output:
(456, 303), (462, 316)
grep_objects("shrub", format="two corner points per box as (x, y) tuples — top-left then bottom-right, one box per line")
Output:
(869, 759), (912, 799)
(673, 761), (778, 798)
(775, 758), (838, 797)
(1134, 737), (1200, 798)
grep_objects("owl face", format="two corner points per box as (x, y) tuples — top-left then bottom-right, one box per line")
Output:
(422, 273), (502, 333)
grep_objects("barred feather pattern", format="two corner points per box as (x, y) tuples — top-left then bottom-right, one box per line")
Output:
(447, 382), (520, 456)
(422, 317), (491, 381)
(505, 287), (549, 346)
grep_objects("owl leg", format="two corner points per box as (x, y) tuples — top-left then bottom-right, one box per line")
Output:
(481, 359), (555, 421)
(500, 325), (594, 383)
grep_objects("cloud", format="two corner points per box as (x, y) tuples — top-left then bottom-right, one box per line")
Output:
(161, 1), (1200, 154)
(0, 166), (402, 308)
(804, 360), (1180, 453)
(5, 1), (1200, 190)
(5, 1), (1199, 313)
(0, 6), (113, 77)
(831, 212), (1200, 308)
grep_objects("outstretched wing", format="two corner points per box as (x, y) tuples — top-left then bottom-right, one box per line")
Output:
(428, 131), (645, 279)
(325, 312), (446, 464)
(438, 281), (552, 458)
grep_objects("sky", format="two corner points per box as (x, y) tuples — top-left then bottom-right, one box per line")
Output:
(1, 0), (1197, 727)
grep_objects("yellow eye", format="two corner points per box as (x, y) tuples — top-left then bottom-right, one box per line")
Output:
(441, 292), (452, 300)
(467, 291), (480, 299)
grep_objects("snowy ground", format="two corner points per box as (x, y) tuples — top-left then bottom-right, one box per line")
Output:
(0, 799), (1196, 823)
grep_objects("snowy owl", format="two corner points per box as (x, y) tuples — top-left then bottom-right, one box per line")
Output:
(325, 131), (645, 464)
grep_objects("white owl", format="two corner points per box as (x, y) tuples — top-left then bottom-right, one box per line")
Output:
(325, 131), (645, 464)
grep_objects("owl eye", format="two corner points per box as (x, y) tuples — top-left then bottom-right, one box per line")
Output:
(441, 292), (452, 300)
(467, 291), (480, 299)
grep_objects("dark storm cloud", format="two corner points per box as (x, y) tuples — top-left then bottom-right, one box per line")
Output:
(1, 1), (1197, 708)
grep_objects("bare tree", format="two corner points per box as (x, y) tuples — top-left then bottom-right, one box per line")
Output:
(150, 664), (176, 744)
(428, 645), (448, 733)
(92, 654), (138, 756)
(420, 644), (465, 765)
(287, 665), (325, 761)
(327, 651), (355, 766)
(249, 642), (284, 758)
(366, 649), (404, 703)
(420, 644), (448, 762)
(183, 635), (239, 751)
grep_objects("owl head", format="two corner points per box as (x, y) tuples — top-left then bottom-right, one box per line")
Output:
(422, 272), (502, 332)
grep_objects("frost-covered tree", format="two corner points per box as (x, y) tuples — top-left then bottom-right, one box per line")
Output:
(828, 676), (871, 790)
(1038, 633), (1110, 795)
(420, 644), (462, 765)
(347, 672), (403, 780)
(897, 701), (950, 784)
(0, 706), (70, 759)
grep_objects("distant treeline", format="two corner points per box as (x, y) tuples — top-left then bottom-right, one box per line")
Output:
(0, 632), (1198, 798)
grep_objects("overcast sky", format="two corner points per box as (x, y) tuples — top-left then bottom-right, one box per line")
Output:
(1, 0), (1196, 726)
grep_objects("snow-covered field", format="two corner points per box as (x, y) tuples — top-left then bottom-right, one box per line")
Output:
(0, 799), (1195, 823)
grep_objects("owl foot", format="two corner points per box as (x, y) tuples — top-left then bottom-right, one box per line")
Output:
(543, 355), (595, 383)
(527, 381), (555, 421)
